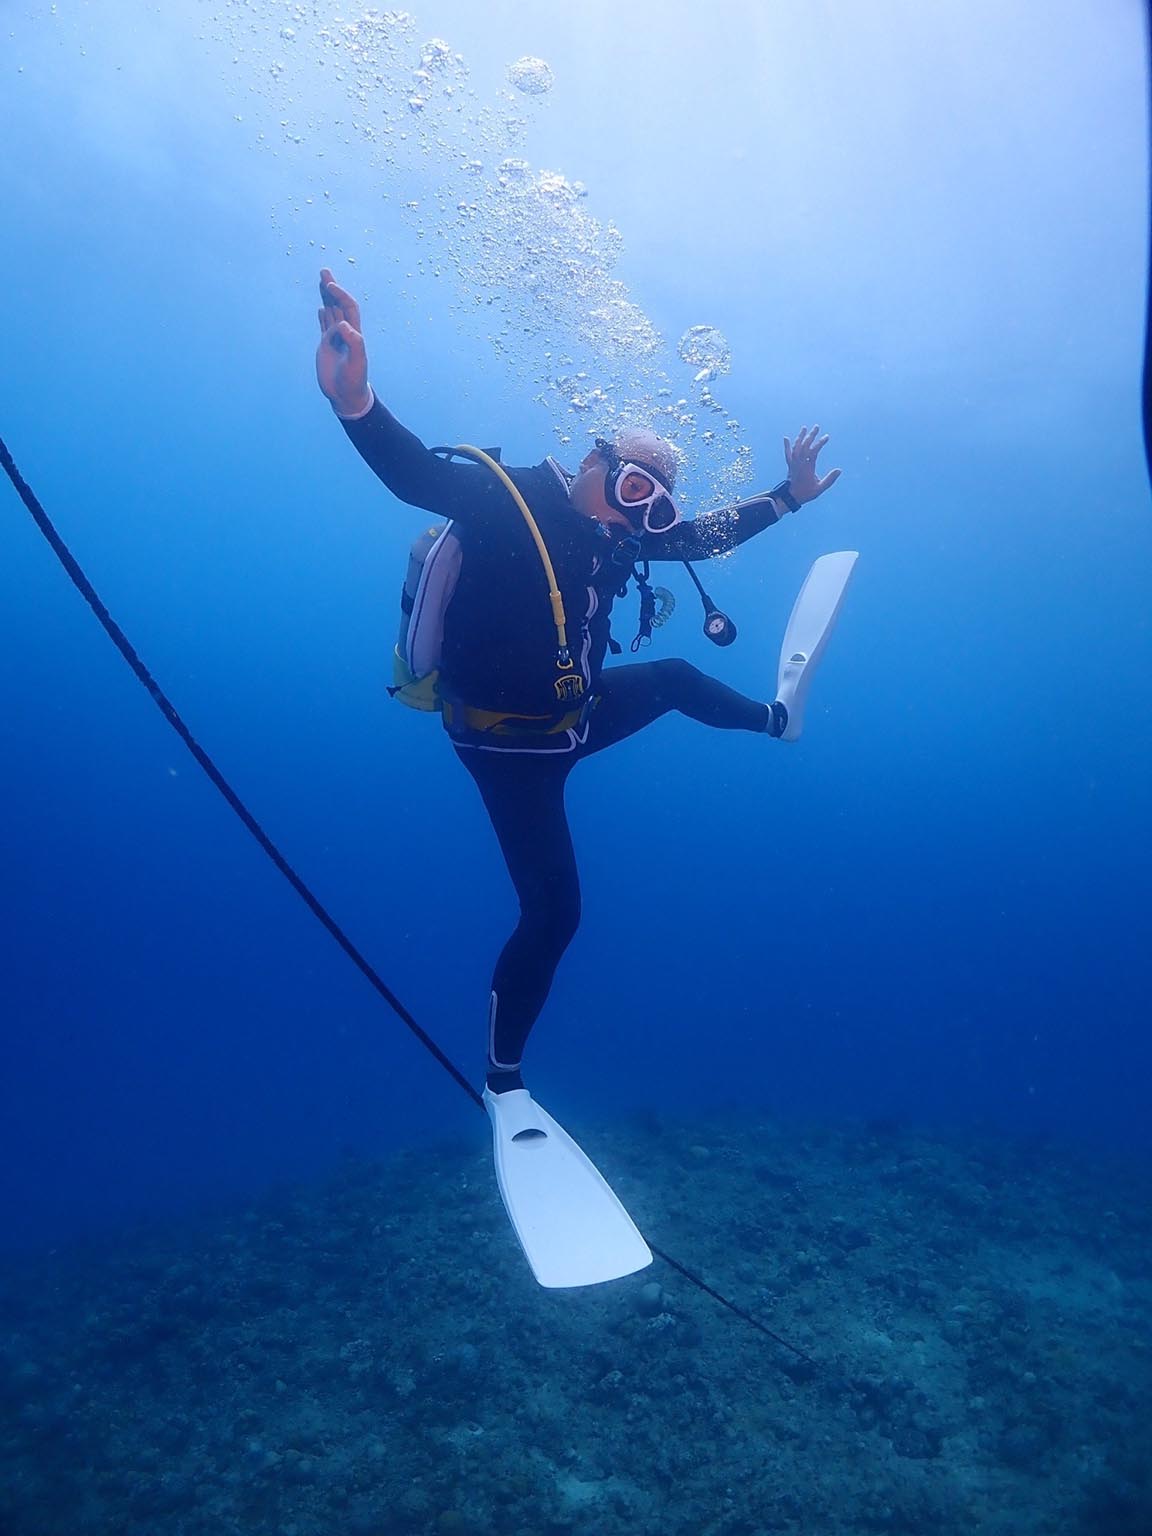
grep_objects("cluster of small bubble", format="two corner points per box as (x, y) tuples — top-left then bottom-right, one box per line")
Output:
(205, 2), (754, 505)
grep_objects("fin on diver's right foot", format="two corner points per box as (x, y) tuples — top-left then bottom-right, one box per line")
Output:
(773, 550), (858, 742)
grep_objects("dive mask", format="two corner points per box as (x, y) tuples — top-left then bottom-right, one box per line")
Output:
(594, 436), (681, 534)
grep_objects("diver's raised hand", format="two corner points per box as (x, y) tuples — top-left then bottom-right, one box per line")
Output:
(316, 268), (372, 417)
(784, 425), (841, 504)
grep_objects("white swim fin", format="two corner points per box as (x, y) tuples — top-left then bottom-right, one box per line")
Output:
(483, 1088), (653, 1289)
(775, 551), (858, 741)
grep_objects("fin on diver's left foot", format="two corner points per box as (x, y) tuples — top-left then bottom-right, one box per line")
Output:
(483, 1088), (652, 1288)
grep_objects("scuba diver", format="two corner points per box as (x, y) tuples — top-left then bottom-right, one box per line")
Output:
(314, 267), (845, 1106)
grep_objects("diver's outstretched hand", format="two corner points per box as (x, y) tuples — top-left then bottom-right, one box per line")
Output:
(783, 425), (841, 504)
(316, 268), (373, 417)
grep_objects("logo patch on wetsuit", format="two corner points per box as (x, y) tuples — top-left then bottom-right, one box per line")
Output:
(554, 673), (585, 702)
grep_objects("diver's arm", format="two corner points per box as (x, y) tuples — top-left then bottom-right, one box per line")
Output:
(339, 397), (493, 518)
(315, 268), (489, 517)
(642, 491), (787, 562)
(316, 269), (372, 417)
(644, 425), (843, 562)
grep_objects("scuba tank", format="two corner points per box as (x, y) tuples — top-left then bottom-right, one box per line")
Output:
(389, 522), (462, 711)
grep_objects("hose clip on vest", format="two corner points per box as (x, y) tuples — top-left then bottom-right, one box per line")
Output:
(555, 644), (587, 702)
(554, 666), (585, 702)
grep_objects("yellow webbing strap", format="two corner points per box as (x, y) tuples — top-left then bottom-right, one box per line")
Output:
(450, 443), (570, 659)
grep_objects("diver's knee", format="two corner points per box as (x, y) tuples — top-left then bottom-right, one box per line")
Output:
(519, 889), (581, 954)
(549, 891), (582, 951)
(654, 657), (700, 696)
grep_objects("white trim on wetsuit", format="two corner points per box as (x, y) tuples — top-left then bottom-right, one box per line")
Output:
(544, 455), (574, 493)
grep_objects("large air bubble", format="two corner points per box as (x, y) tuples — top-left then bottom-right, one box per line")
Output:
(678, 325), (732, 383)
(507, 56), (554, 95)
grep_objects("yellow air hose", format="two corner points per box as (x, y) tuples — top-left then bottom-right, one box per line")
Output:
(450, 444), (573, 668)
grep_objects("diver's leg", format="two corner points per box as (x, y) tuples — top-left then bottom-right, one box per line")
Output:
(586, 658), (782, 754)
(455, 748), (580, 1092)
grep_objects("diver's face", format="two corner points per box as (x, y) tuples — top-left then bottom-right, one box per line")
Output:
(569, 449), (633, 530)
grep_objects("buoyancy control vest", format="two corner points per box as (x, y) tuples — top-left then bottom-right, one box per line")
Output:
(387, 445), (723, 715)
(389, 444), (584, 714)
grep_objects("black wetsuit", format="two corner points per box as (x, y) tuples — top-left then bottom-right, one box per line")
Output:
(343, 399), (786, 1086)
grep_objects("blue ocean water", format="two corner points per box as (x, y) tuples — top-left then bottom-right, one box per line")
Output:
(2, 0), (1149, 1245)
(2, 13), (1152, 1530)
